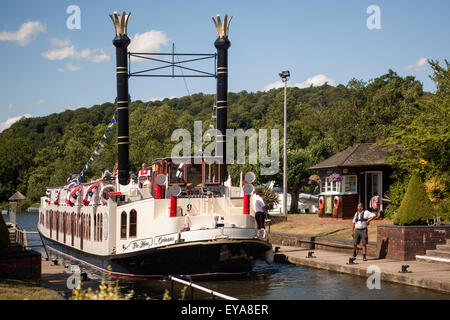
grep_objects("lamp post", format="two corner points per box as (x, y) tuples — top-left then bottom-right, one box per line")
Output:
(279, 70), (290, 217)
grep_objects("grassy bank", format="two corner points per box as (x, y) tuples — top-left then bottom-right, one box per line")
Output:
(0, 279), (62, 300)
(269, 214), (392, 241)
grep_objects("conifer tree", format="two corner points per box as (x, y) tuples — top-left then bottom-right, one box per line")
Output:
(394, 173), (435, 225)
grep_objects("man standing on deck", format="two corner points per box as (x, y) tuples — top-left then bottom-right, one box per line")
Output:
(352, 203), (377, 261)
(253, 188), (267, 229)
(99, 167), (113, 181)
(138, 163), (151, 187)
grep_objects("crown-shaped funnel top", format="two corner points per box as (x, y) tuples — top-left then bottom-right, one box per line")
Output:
(212, 14), (232, 39)
(109, 11), (131, 37)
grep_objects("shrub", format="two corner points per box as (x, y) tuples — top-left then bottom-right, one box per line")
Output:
(394, 173), (435, 226)
(384, 178), (409, 220)
(260, 185), (279, 210)
(71, 268), (133, 300)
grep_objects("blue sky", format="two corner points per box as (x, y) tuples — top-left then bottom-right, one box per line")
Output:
(0, 0), (449, 131)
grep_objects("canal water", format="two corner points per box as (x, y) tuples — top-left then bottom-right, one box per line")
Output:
(6, 212), (450, 300)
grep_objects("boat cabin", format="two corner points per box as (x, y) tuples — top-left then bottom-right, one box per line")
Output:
(148, 156), (227, 198)
(308, 143), (393, 219)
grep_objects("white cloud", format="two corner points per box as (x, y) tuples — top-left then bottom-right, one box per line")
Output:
(42, 45), (110, 63)
(57, 62), (81, 72)
(0, 21), (46, 46)
(42, 45), (76, 60)
(407, 57), (428, 72)
(293, 74), (335, 88)
(0, 114), (32, 132)
(65, 105), (85, 111)
(262, 80), (285, 91)
(129, 30), (170, 61)
(36, 99), (45, 105)
(90, 51), (110, 63)
(262, 74), (335, 91)
(65, 62), (81, 72)
(148, 96), (177, 102)
(49, 38), (71, 47)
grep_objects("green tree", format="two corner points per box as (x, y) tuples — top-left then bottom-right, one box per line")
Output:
(0, 138), (34, 202)
(381, 59), (449, 218)
(394, 173), (435, 226)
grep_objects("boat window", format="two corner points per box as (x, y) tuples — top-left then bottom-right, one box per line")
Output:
(71, 213), (75, 246)
(99, 214), (103, 242)
(94, 213), (97, 241)
(186, 164), (203, 188)
(169, 162), (186, 184)
(204, 162), (220, 184)
(120, 211), (127, 239)
(129, 210), (137, 238)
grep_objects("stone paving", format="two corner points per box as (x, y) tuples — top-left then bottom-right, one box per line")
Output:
(274, 245), (450, 294)
(40, 259), (100, 299)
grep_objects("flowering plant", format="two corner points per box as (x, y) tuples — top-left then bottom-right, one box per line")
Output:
(308, 175), (321, 185)
(328, 173), (343, 182)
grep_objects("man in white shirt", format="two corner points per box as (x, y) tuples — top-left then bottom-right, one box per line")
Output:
(352, 203), (377, 261)
(253, 188), (267, 229)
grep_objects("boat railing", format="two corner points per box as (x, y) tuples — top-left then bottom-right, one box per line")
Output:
(167, 275), (238, 300)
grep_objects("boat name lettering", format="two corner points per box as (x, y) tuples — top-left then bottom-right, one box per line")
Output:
(131, 238), (153, 250)
(156, 235), (175, 245)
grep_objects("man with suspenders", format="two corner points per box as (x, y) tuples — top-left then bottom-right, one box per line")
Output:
(138, 163), (151, 187)
(352, 203), (377, 261)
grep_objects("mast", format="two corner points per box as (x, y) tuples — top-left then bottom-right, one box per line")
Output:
(110, 12), (131, 186)
(212, 14), (231, 183)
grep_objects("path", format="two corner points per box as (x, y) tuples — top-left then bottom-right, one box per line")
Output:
(40, 259), (100, 299)
(275, 245), (450, 294)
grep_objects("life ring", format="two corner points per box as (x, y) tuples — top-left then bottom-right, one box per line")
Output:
(65, 186), (81, 207)
(333, 196), (340, 208)
(318, 196), (324, 208)
(332, 196), (340, 217)
(100, 185), (115, 205)
(318, 196), (325, 215)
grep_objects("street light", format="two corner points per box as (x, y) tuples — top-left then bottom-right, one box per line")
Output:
(279, 70), (289, 217)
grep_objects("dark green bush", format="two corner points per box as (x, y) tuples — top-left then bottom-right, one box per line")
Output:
(394, 173), (435, 226)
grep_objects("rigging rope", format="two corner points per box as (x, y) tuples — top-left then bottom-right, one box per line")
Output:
(78, 110), (118, 181)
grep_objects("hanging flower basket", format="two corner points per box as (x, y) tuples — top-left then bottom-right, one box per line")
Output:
(308, 175), (321, 185)
(328, 173), (343, 182)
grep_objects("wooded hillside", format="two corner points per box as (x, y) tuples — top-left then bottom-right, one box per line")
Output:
(0, 60), (448, 218)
